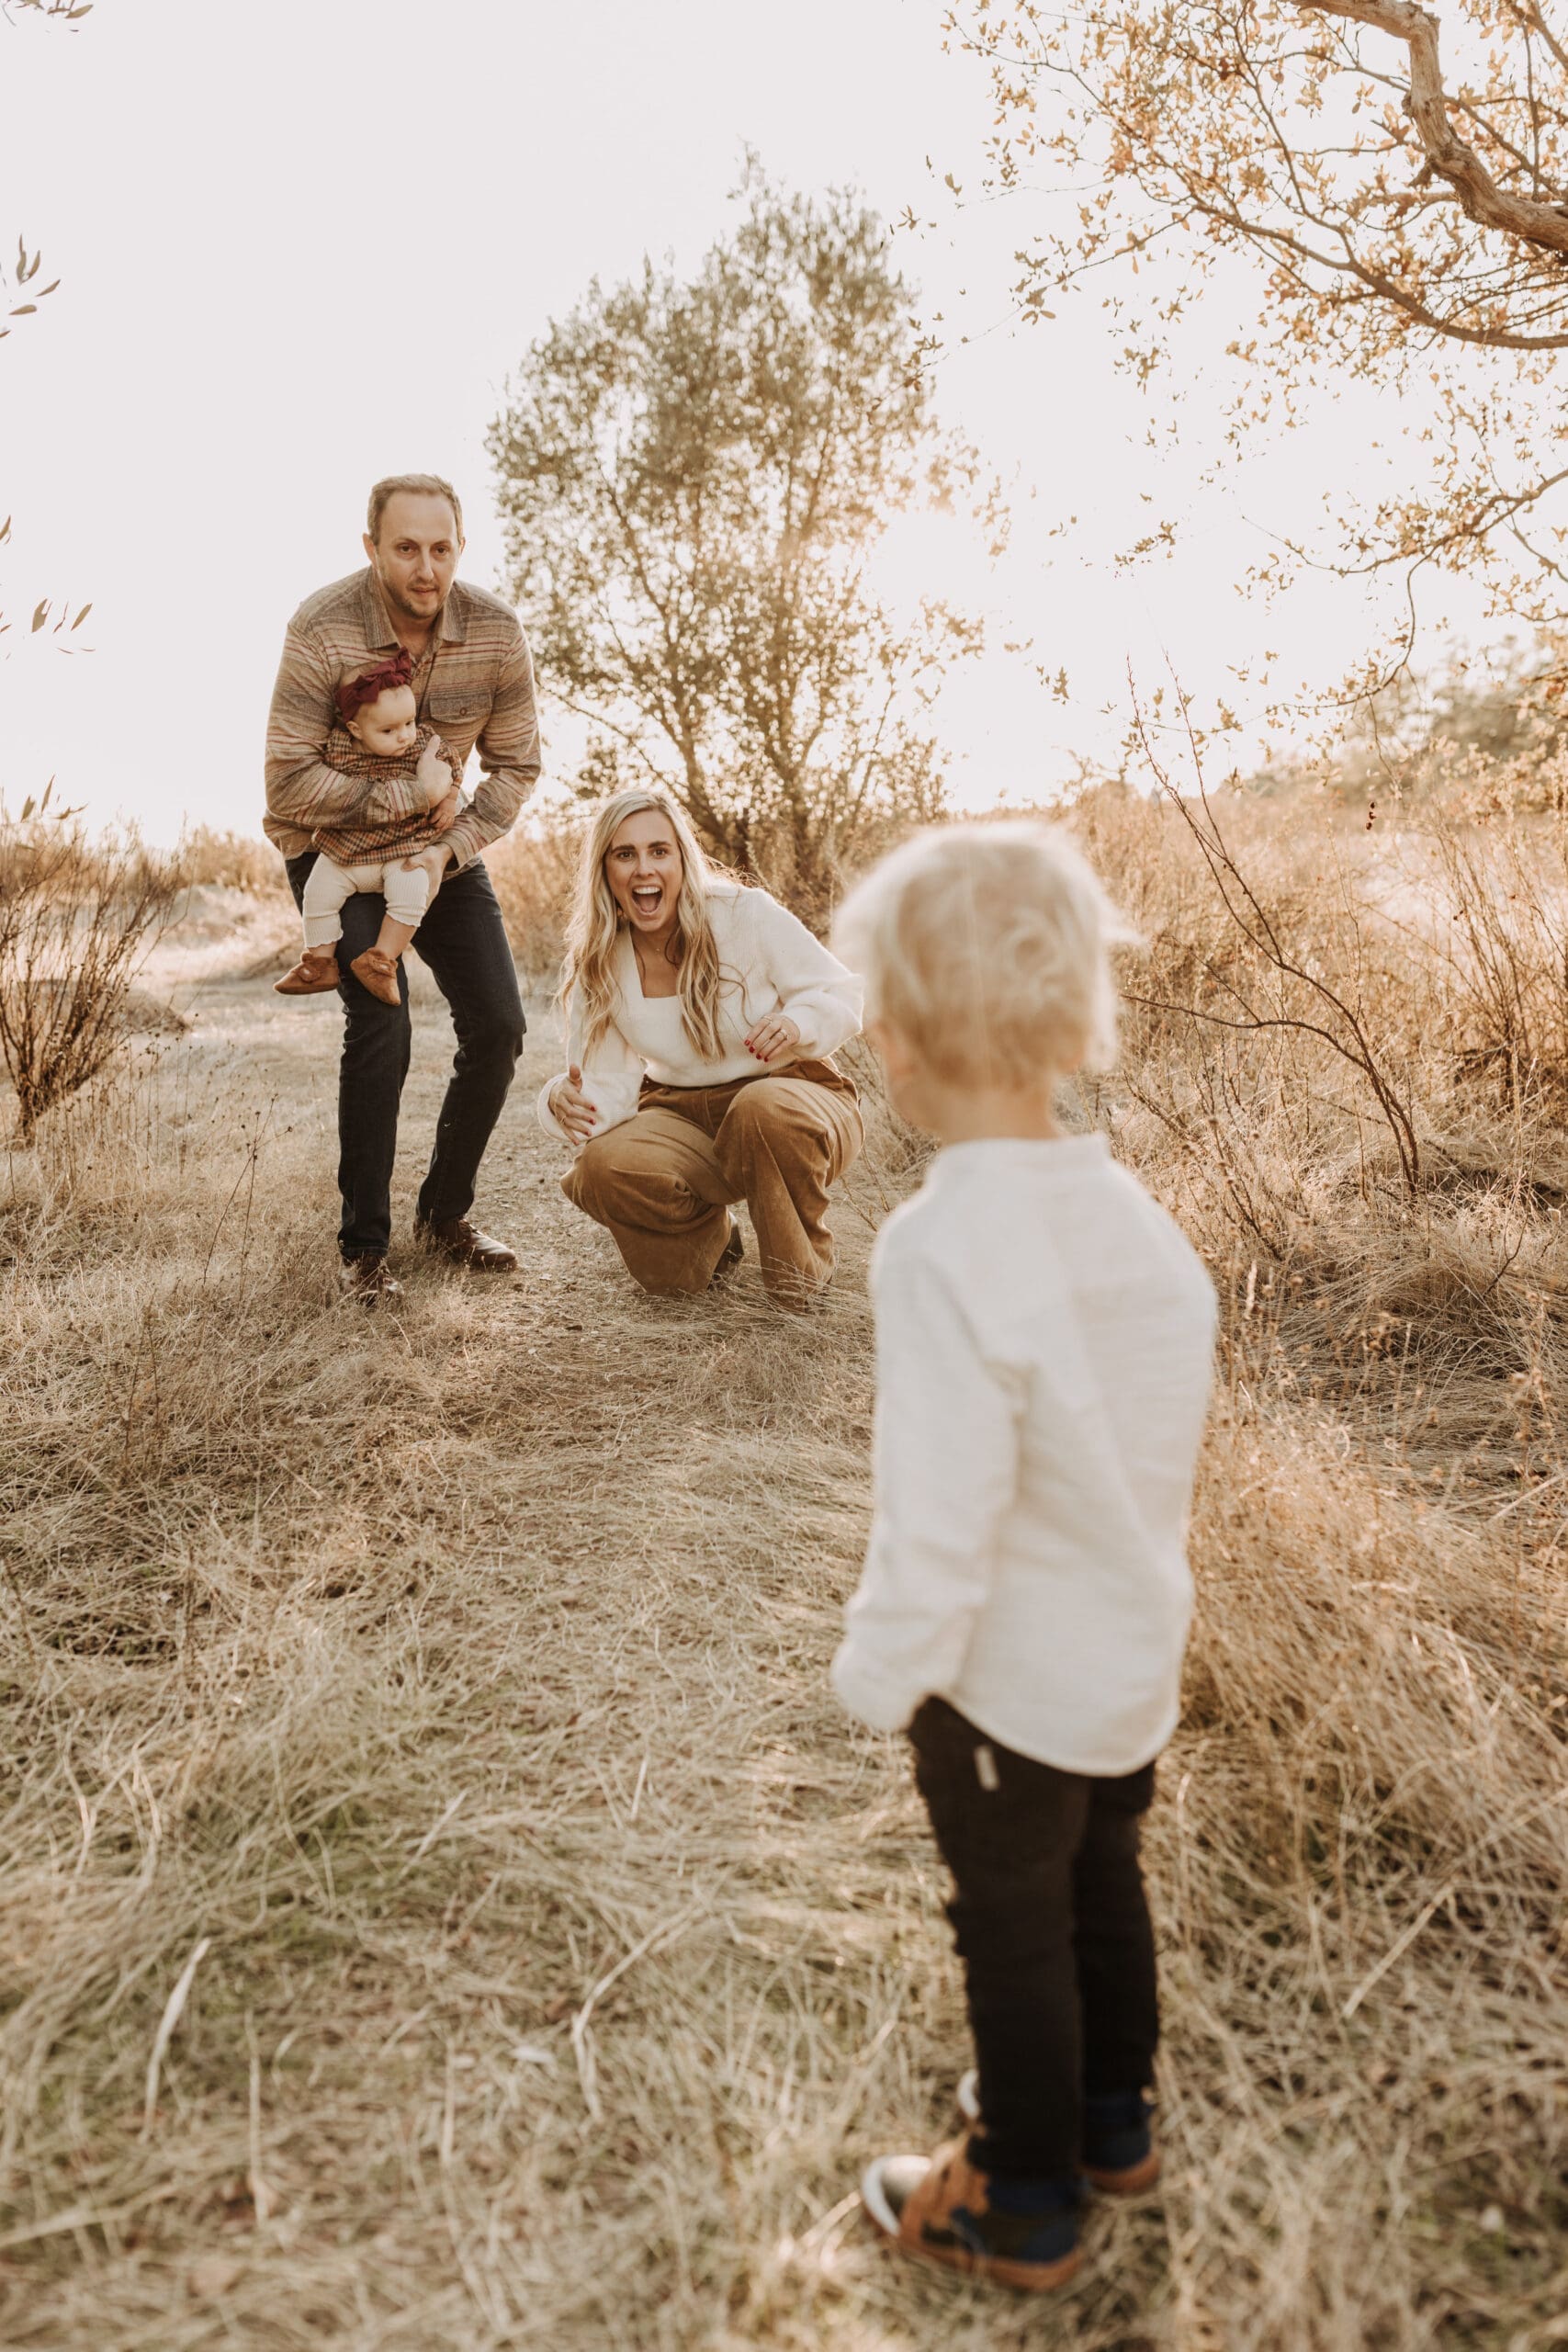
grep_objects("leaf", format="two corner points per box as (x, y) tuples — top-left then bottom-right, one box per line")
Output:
(186, 2254), (243, 2303)
(9, 306), (39, 319)
(0, 516), (10, 544)
(30, 600), (50, 633)
(38, 280), (61, 298)
(71, 602), (93, 629)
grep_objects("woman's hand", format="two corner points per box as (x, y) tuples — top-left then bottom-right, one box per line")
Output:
(745, 1012), (801, 1066)
(549, 1065), (598, 1145)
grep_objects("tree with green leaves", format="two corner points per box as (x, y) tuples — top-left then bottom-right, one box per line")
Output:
(487, 161), (998, 922)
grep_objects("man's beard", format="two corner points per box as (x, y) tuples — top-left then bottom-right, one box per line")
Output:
(376, 566), (445, 624)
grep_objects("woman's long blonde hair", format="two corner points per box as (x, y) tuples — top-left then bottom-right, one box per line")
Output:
(560, 788), (733, 1063)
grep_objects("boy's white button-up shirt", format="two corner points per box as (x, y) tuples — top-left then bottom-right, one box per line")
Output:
(832, 1135), (1217, 1775)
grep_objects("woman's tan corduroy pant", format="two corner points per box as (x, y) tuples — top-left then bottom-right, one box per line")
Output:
(561, 1059), (863, 1308)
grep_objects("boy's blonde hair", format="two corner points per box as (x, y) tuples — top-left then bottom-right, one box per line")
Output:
(832, 820), (1131, 1085)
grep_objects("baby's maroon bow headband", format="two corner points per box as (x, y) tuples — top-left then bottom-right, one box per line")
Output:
(336, 648), (414, 724)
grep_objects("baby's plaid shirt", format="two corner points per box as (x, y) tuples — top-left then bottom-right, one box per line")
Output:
(310, 725), (467, 863)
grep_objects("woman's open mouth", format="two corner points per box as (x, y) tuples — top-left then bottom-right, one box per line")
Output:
(630, 884), (663, 918)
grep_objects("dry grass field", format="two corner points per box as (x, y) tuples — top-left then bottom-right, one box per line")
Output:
(2, 789), (1566, 2349)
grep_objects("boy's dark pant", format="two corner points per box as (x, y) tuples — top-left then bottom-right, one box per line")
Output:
(909, 1695), (1159, 2184)
(285, 852), (525, 1260)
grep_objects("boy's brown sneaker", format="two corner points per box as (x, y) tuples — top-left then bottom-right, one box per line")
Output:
(275, 950), (340, 995)
(349, 947), (401, 1006)
(859, 2136), (1083, 2293)
(956, 2074), (1161, 2195)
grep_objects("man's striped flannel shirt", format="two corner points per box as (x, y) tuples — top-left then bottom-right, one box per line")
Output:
(264, 568), (540, 872)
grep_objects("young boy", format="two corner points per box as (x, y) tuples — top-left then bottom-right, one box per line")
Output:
(275, 650), (466, 1007)
(830, 820), (1216, 2295)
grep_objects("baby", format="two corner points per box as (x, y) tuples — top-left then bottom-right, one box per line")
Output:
(275, 650), (466, 1007)
(830, 820), (1216, 2296)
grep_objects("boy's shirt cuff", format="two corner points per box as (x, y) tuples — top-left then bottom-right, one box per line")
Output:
(830, 1638), (920, 1735)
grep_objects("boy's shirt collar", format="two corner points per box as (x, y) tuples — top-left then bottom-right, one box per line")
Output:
(926, 1132), (1111, 1185)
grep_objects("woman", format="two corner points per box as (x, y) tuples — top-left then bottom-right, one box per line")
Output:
(539, 788), (864, 1307)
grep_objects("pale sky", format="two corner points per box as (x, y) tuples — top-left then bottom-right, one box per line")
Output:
(1, 0), (1495, 844)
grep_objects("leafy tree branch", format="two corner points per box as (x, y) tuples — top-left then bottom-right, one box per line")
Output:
(942, 1), (1568, 683)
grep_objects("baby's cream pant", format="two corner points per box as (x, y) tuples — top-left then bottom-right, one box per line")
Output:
(301, 854), (433, 949)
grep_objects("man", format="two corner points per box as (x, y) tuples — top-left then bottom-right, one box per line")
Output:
(265, 473), (540, 1300)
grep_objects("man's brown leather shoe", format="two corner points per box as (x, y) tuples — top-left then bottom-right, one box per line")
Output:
(416, 1216), (517, 1272)
(339, 1253), (404, 1304)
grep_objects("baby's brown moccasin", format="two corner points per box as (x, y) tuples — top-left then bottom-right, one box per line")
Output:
(349, 948), (402, 1006)
(275, 951), (340, 995)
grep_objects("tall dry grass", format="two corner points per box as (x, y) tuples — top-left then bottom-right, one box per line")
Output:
(0, 783), (1564, 2346)
(485, 814), (585, 990)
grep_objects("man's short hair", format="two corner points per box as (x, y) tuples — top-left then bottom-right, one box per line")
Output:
(833, 820), (1134, 1086)
(367, 473), (464, 544)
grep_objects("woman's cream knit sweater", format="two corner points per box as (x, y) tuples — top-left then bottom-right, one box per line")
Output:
(538, 882), (863, 1142)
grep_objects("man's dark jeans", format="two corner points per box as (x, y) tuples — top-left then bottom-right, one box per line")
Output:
(285, 852), (525, 1259)
(909, 1695), (1159, 2184)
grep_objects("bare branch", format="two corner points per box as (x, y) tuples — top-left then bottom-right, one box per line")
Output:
(1517, 2), (1568, 81)
(1296, 0), (1568, 254)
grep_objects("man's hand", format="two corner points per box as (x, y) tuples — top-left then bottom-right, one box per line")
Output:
(429, 784), (462, 833)
(400, 840), (456, 904)
(549, 1065), (598, 1146)
(418, 733), (453, 808)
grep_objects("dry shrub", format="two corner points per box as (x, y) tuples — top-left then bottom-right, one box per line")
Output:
(0, 815), (184, 1139)
(1416, 810), (1568, 1115)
